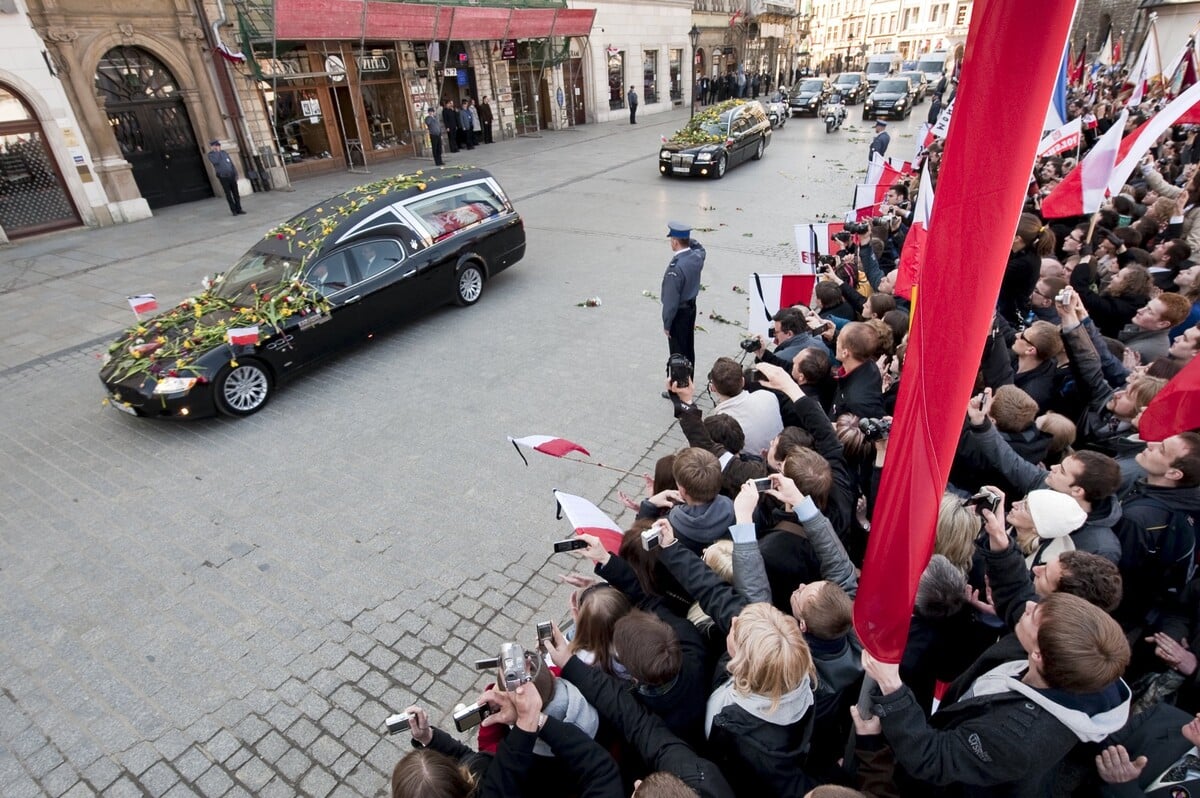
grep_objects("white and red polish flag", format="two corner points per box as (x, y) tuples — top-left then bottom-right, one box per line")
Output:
(1040, 110), (1128, 218)
(865, 152), (910, 188)
(894, 167), (934, 300)
(227, 326), (260, 346)
(1125, 22), (1162, 109)
(1036, 117), (1082, 158)
(747, 271), (817, 343)
(1108, 80), (1200, 189)
(851, 183), (889, 220)
(553, 490), (624, 554)
(127, 294), (157, 315)
(508, 435), (590, 466)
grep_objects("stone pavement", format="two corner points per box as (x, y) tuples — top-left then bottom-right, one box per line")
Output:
(0, 103), (913, 797)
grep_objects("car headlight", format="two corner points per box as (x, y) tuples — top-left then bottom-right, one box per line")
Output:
(154, 377), (198, 395)
(696, 152), (713, 162)
(809, 97), (818, 105)
(660, 150), (670, 159)
(896, 99), (906, 107)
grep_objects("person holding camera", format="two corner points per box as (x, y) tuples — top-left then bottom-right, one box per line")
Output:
(661, 221), (705, 371)
(748, 308), (831, 371)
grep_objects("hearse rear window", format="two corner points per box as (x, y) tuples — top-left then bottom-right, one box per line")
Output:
(408, 184), (506, 241)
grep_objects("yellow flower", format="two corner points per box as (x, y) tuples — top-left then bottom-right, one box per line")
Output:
(230, 359), (239, 368)
(417, 183), (427, 191)
(136, 326), (147, 335)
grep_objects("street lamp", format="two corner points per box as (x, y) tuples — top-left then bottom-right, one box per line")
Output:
(689, 24), (701, 119)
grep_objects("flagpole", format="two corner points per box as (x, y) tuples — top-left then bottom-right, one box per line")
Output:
(561, 456), (645, 479)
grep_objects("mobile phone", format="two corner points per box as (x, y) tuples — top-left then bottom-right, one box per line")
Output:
(752, 477), (773, 493)
(453, 702), (494, 732)
(806, 316), (826, 330)
(536, 621), (553, 644)
(474, 657), (500, 671)
(640, 528), (660, 551)
(552, 538), (588, 553)
(385, 712), (412, 735)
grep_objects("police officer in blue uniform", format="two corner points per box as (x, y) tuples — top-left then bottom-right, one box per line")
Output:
(662, 221), (705, 369)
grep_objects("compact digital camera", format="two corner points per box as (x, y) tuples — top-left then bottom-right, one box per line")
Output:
(739, 337), (762, 352)
(965, 489), (1002, 515)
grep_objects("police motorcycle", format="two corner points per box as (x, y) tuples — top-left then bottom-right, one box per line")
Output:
(820, 92), (847, 133)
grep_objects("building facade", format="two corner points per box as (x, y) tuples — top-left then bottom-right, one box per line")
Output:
(807, 0), (970, 76)
(1, 0), (153, 241)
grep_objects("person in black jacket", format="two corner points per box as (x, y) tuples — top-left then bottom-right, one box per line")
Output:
(827, 322), (886, 420)
(441, 99), (461, 153)
(394, 692), (621, 798)
(545, 628), (736, 798)
(570, 534), (714, 747)
(1069, 254), (1153, 338)
(997, 213), (1055, 327)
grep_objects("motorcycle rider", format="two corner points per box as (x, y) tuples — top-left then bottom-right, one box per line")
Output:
(821, 91), (847, 129)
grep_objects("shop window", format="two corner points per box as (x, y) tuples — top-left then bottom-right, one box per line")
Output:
(643, 50), (658, 104)
(360, 83), (409, 150)
(271, 88), (333, 163)
(608, 51), (625, 110)
(669, 49), (682, 101)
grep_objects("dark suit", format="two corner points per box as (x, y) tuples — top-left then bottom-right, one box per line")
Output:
(441, 106), (460, 153)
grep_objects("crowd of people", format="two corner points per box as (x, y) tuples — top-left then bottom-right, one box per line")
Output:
(384, 67), (1200, 798)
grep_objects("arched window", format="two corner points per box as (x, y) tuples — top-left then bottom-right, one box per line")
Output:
(0, 84), (80, 237)
(95, 46), (179, 103)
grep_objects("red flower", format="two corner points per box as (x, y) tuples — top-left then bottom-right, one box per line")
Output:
(168, 370), (178, 377)
(276, 233), (284, 240)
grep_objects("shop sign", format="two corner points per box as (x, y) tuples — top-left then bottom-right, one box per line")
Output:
(502, 40), (517, 60)
(325, 54), (346, 81)
(444, 67), (458, 77)
(356, 55), (389, 73)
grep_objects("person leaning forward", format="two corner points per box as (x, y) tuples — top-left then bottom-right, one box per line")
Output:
(662, 221), (705, 370)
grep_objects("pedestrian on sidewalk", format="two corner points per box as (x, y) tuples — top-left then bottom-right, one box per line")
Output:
(207, 140), (244, 216)
(479, 97), (494, 143)
(469, 99), (483, 145)
(628, 86), (639, 124)
(423, 106), (445, 166)
(442, 100), (460, 153)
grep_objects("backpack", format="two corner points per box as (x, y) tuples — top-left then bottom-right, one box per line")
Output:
(1118, 493), (1198, 621)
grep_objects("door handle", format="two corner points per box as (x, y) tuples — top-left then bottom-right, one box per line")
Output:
(343, 295), (361, 305)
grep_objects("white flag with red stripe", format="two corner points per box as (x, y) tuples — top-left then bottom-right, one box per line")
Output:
(1041, 110), (1128, 218)
(851, 183), (889, 220)
(747, 272), (816, 343)
(894, 167), (934, 300)
(227, 326), (260, 346)
(1036, 117), (1082, 158)
(553, 490), (624, 554)
(930, 98), (954, 139)
(1109, 80), (1200, 193)
(865, 152), (911, 188)
(127, 294), (157, 315)
(508, 434), (590, 466)
(1126, 23), (1162, 109)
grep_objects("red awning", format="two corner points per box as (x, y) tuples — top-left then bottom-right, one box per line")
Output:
(276, 0), (595, 42)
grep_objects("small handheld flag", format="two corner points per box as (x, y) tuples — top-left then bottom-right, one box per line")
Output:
(553, 490), (624, 554)
(128, 294), (157, 316)
(508, 435), (591, 466)
(227, 326), (260, 346)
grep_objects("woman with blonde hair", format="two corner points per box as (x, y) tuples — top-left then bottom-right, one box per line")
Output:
(935, 493), (978, 574)
(654, 516), (818, 795)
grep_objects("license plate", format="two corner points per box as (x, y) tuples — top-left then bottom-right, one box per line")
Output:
(110, 397), (136, 415)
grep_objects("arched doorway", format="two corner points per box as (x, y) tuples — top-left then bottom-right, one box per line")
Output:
(95, 46), (212, 209)
(0, 84), (81, 238)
